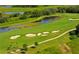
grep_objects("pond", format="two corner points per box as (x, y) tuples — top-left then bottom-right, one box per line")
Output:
(41, 19), (49, 23)
(33, 16), (59, 23)
(0, 5), (12, 8)
(0, 26), (18, 32)
(3, 12), (24, 15)
(0, 16), (59, 33)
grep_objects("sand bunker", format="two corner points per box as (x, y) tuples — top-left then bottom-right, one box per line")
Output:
(41, 32), (49, 36)
(37, 33), (42, 36)
(51, 30), (60, 33)
(43, 32), (49, 34)
(25, 33), (36, 37)
(41, 34), (47, 36)
(10, 35), (21, 40)
(10, 30), (60, 39)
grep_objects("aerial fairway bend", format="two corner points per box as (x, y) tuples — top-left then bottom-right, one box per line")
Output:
(27, 28), (76, 48)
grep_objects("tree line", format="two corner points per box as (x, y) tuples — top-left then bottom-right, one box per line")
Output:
(69, 24), (79, 40)
(1, 6), (79, 23)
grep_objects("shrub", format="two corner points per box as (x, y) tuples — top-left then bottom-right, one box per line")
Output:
(0, 17), (8, 23)
(22, 44), (28, 51)
(19, 15), (27, 20)
(30, 46), (36, 48)
(34, 42), (38, 46)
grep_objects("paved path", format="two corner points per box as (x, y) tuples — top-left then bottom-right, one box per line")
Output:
(27, 28), (75, 47)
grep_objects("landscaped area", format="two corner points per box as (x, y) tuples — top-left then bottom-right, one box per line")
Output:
(0, 5), (79, 54)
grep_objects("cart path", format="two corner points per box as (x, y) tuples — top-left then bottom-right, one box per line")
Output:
(28, 28), (75, 47)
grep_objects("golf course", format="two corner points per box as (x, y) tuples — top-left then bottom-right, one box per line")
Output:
(0, 5), (79, 54)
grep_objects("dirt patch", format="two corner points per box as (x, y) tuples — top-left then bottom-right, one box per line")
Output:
(59, 43), (72, 54)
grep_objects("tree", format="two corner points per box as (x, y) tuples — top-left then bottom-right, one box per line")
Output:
(19, 15), (27, 20)
(65, 6), (79, 13)
(0, 17), (8, 23)
(13, 5), (38, 8)
(0, 13), (2, 17)
(34, 42), (38, 46)
(58, 7), (66, 13)
(69, 30), (76, 35)
(76, 24), (79, 37)
(69, 24), (79, 40)
(19, 44), (28, 54)
(76, 24), (79, 32)
(24, 11), (31, 15)
(22, 44), (28, 51)
(30, 46), (36, 48)
(46, 8), (58, 14)
(20, 48), (26, 54)
(12, 13), (20, 17)
(69, 30), (77, 40)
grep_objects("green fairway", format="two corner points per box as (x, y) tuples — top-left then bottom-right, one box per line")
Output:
(0, 5), (79, 54)
(0, 13), (79, 53)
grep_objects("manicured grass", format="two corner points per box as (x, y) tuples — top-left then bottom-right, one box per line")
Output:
(0, 13), (79, 53)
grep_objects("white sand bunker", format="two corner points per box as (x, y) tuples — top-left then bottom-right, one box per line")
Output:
(37, 33), (42, 36)
(9, 30), (60, 39)
(25, 33), (36, 37)
(51, 30), (60, 33)
(41, 32), (49, 36)
(41, 34), (47, 36)
(43, 32), (49, 34)
(10, 35), (21, 40)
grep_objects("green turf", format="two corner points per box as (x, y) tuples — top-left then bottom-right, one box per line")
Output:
(0, 13), (79, 53)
